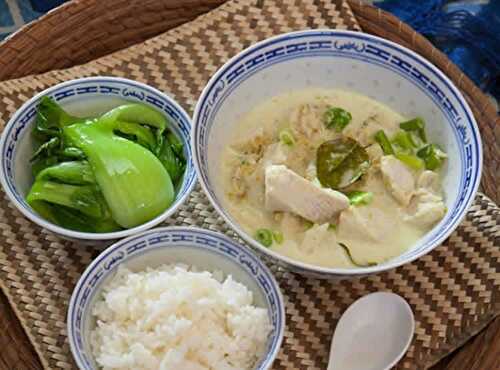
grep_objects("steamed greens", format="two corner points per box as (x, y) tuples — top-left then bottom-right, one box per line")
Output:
(27, 97), (186, 232)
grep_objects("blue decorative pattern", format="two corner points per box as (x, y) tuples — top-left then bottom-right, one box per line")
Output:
(1, 78), (197, 232)
(193, 30), (482, 275)
(68, 227), (284, 370)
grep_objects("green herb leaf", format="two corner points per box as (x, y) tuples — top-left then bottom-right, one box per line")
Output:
(255, 228), (273, 247)
(328, 223), (337, 231)
(324, 107), (352, 132)
(346, 191), (373, 206)
(316, 137), (370, 189)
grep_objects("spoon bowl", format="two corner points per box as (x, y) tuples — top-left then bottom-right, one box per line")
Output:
(328, 292), (415, 370)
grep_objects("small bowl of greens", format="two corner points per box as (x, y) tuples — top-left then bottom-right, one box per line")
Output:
(0, 77), (196, 241)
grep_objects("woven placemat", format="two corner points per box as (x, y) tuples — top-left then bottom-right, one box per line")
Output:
(0, 0), (498, 369)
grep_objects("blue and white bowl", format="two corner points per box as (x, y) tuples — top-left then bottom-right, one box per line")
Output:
(67, 227), (285, 370)
(0, 76), (196, 241)
(192, 30), (483, 278)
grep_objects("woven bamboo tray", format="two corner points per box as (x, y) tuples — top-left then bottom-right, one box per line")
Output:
(0, 1), (498, 370)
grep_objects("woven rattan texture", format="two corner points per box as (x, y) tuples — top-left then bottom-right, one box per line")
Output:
(0, 0), (498, 369)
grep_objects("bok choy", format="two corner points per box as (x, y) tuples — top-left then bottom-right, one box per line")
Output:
(26, 97), (186, 232)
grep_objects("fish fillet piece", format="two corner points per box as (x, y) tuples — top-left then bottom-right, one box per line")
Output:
(380, 155), (415, 206)
(265, 165), (349, 223)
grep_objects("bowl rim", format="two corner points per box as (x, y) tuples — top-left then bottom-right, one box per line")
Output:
(192, 29), (483, 276)
(67, 225), (286, 370)
(0, 76), (197, 240)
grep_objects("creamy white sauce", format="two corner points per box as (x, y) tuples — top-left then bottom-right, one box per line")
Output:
(220, 88), (444, 268)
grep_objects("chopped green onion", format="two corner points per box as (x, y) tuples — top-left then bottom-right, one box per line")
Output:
(255, 228), (273, 247)
(303, 220), (314, 229)
(400, 117), (427, 142)
(417, 144), (447, 170)
(272, 230), (284, 244)
(324, 107), (352, 132)
(328, 224), (337, 231)
(392, 131), (415, 152)
(339, 243), (377, 267)
(346, 191), (373, 206)
(279, 129), (295, 146)
(374, 130), (394, 155)
(395, 153), (425, 170)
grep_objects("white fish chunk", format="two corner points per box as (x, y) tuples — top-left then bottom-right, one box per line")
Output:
(265, 165), (349, 223)
(417, 170), (442, 195)
(380, 155), (415, 206)
(337, 206), (395, 244)
(405, 189), (446, 228)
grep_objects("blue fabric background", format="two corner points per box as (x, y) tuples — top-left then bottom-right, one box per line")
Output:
(0, 0), (498, 106)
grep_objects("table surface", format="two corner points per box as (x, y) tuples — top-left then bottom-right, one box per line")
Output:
(0, 1), (498, 369)
(1, 288), (499, 370)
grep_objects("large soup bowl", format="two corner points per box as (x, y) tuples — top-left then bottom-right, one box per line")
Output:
(192, 30), (482, 278)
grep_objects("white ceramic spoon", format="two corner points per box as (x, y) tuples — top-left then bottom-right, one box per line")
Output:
(327, 292), (415, 370)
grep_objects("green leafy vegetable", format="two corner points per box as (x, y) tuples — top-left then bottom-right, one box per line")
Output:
(339, 243), (377, 267)
(417, 144), (447, 170)
(36, 161), (95, 185)
(32, 96), (81, 140)
(346, 191), (373, 206)
(279, 129), (295, 146)
(255, 228), (273, 247)
(26, 97), (185, 232)
(395, 153), (425, 170)
(324, 107), (352, 132)
(158, 139), (185, 184)
(114, 120), (156, 150)
(374, 130), (394, 155)
(27, 181), (105, 219)
(400, 117), (427, 142)
(64, 119), (174, 228)
(316, 137), (370, 189)
(272, 230), (284, 244)
(167, 132), (184, 157)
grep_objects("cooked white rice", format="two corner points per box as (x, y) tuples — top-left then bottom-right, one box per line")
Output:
(90, 264), (272, 370)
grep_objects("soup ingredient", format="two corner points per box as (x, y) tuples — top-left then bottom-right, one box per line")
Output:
(346, 191), (373, 206)
(374, 130), (394, 155)
(394, 153), (425, 170)
(279, 129), (295, 146)
(324, 107), (352, 131)
(339, 243), (376, 267)
(90, 264), (272, 370)
(316, 137), (370, 189)
(417, 144), (447, 170)
(27, 97), (186, 232)
(273, 230), (284, 244)
(374, 117), (447, 172)
(400, 117), (427, 142)
(265, 165), (349, 223)
(255, 228), (273, 247)
(380, 155), (415, 206)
